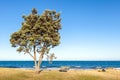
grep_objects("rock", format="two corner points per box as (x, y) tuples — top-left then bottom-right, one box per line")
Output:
(102, 68), (106, 72)
(59, 66), (70, 72)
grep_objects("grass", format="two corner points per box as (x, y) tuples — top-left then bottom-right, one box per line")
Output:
(0, 68), (120, 80)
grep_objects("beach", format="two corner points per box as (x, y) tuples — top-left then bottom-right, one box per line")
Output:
(0, 68), (120, 80)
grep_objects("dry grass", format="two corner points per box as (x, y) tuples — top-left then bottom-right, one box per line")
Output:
(0, 68), (120, 80)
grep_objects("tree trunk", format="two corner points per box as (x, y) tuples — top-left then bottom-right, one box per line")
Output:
(35, 52), (44, 73)
(35, 65), (40, 73)
(33, 46), (39, 73)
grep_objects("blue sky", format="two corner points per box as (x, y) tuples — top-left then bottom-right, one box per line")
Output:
(0, 0), (120, 60)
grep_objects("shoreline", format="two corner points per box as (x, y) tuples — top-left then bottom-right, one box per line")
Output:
(1, 67), (120, 70)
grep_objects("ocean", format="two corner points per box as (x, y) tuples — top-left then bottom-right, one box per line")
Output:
(0, 61), (120, 69)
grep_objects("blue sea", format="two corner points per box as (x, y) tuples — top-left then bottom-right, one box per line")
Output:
(0, 61), (120, 69)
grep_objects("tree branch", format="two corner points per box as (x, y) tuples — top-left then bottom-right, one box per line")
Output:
(28, 52), (34, 60)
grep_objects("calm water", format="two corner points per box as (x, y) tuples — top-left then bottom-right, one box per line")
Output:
(0, 61), (120, 69)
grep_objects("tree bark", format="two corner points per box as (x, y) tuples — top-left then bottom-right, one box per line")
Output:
(34, 52), (44, 73)
(34, 45), (46, 73)
(33, 46), (38, 72)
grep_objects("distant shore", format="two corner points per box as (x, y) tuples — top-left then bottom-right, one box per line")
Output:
(0, 68), (120, 80)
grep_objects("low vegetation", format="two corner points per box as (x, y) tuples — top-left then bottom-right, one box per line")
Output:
(0, 68), (120, 80)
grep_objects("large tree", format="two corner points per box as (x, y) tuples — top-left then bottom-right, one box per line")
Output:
(10, 8), (61, 73)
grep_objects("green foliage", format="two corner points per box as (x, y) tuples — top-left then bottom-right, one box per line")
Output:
(10, 8), (61, 55)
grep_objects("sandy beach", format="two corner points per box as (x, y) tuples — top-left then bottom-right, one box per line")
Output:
(0, 68), (120, 80)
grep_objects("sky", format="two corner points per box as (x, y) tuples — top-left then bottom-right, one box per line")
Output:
(0, 0), (120, 61)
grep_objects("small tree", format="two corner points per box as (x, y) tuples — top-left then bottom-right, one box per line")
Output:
(10, 8), (61, 73)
